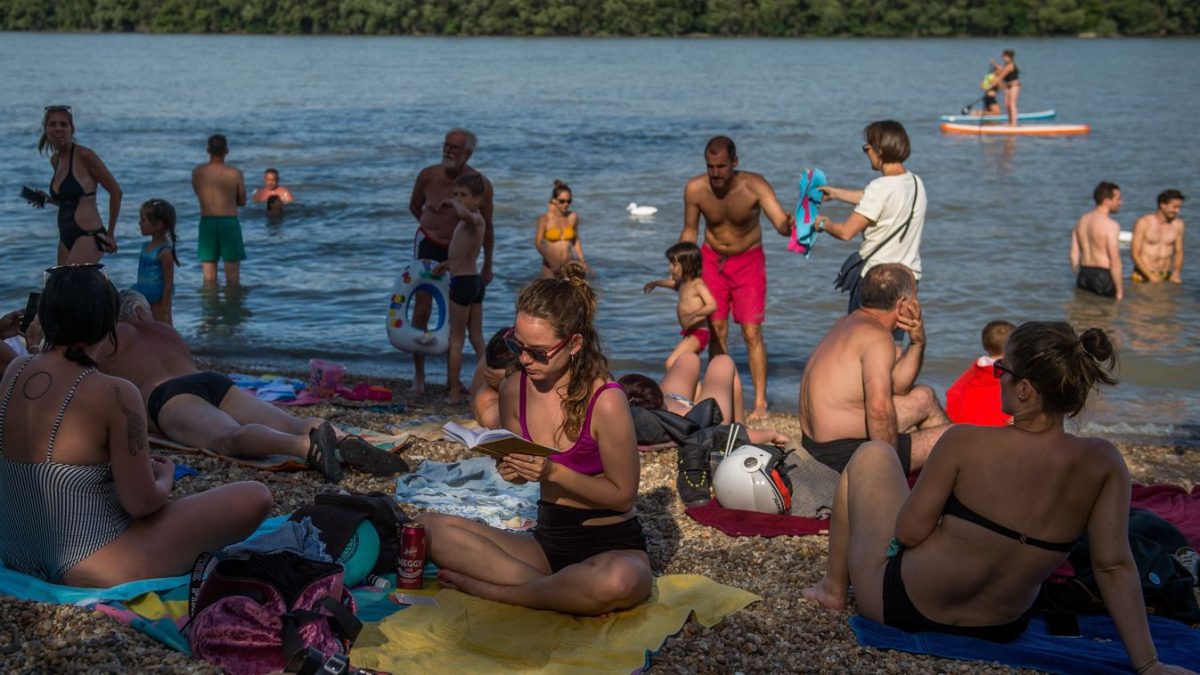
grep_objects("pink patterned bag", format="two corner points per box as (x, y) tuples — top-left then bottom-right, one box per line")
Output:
(187, 551), (361, 675)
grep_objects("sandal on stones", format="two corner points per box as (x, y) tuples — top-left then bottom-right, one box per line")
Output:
(307, 421), (344, 483)
(338, 435), (410, 477)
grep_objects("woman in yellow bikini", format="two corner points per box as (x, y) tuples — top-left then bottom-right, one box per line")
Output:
(535, 180), (589, 278)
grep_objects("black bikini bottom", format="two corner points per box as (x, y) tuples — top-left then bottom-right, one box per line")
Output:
(533, 500), (647, 573)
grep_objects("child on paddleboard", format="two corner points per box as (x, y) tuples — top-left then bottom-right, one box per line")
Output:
(643, 242), (716, 369)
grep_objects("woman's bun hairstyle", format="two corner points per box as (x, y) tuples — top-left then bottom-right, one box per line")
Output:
(1006, 321), (1117, 418)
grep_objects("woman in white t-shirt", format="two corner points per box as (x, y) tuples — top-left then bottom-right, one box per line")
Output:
(815, 121), (927, 313)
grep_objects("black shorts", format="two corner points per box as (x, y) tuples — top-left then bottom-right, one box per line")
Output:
(415, 236), (449, 264)
(147, 372), (235, 429)
(982, 94), (997, 107)
(533, 501), (647, 573)
(883, 548), (1031, 642)
(1076, 266), (1116, 298)
(449, 274), (486, 306)
(801, 434), (912, 474)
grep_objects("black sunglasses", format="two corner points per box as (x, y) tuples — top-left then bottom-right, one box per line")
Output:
(504, 327), (572, 365)
(555, 198), (572, 205)
(44, 105), (72, 113)
(993, 359), (1023, 380)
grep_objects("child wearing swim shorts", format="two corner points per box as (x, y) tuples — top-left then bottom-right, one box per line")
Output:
(131, 198), (179, 326)
(433, 173), (488, 404)
(643, 242), (716, 369)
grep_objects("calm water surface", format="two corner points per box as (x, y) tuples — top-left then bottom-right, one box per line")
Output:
(1, 35), (1197, 443)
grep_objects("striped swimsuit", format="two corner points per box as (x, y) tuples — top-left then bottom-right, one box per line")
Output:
(0, 360), (132, 582)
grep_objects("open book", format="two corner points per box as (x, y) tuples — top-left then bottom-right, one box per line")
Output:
(441, 422), (559, 460)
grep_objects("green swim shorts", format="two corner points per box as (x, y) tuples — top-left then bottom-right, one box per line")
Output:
(196, 215), (247, 263)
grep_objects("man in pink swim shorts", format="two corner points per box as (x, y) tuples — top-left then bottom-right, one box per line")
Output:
(680, 136), (794, 420)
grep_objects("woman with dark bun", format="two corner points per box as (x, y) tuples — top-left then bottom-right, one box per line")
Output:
(417, 261), (650, 615)
(803, 322), (1187, 673)
(31, 106), (123, 265)
(535, 180), (589, 278)
(0, 265), (271, 586)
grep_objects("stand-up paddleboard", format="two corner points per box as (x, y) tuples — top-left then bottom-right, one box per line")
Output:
(938, 110), (1056, 123)
(940, 122), (1090, 136)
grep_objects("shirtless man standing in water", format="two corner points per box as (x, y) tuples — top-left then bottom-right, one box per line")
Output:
(1131, 189), (1186, 284)
(679, 136), (793, 421)
(192, 135), (247, 286)
(1070, 182), (1124, 300)
(407, 128), (494, 395)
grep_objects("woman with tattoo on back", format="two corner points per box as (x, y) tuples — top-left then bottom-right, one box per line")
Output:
(0, 264), (272, 586)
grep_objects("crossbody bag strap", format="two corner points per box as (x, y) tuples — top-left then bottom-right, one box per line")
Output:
(861, 175), (920, 265)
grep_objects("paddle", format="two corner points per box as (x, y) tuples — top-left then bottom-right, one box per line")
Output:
(960, 95), (983, 115)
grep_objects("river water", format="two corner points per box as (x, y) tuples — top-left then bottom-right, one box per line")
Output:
(1, 34), (1197, 444)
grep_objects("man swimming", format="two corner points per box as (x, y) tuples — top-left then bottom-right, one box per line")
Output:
(1070, 182), (1124, 300)
(1131, 189), (1186, 284)
(407, 128), (494, 395)
(251, 167), (294, 219)
(798, 264), (951, 474)
(96, 291), (409, 482)
(679, 136), (794, 421)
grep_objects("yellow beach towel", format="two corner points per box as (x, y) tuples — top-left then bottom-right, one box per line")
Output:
(351, 574), (758, 673)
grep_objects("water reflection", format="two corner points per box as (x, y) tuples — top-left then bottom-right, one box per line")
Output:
(196, 284), (253, 338)
(980, 136), (1017, 176)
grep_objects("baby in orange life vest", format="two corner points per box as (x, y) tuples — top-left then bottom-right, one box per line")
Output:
(945, 320), (1014, 426)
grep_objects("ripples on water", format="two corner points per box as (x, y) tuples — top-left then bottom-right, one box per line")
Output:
(0, 35), (1197, 441)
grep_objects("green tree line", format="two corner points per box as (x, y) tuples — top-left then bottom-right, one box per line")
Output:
(2, 0), (1196, 36)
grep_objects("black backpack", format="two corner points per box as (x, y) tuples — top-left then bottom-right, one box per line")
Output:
(1037, 508), (1200, 625)
(289, 491), (410, 577)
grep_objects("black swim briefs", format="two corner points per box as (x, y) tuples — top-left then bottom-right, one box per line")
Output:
(801, 434), (912, 474)
(882, 547), (1032, 642)
(449, 274), (486, 306)
(147, 372), (235, 429)
(415, 236), (449, 264)
(1076, 266), (1116, 298)
(533, 500), (647, 573)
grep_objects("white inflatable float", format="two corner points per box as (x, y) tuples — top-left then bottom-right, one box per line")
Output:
(387, 259), (450, 355)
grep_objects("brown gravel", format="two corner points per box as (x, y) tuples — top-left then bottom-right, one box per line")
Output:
(2, 369), (1196, 674)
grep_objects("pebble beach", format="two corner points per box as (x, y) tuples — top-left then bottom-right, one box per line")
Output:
(2, 367), (1197, 674)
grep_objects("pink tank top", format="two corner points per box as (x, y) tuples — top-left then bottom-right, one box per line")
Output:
(518, 372), (621, 476)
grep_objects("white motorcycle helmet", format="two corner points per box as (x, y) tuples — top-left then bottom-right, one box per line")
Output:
(712, 445), (793, 514)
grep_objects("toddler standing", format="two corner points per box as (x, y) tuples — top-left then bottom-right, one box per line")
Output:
(643, 242), (716, 369)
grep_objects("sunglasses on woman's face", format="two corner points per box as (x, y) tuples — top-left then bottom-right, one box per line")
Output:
(504, 328), (572, 364)
(993, 359), (1022, 380)
(555, 198), (572, 205)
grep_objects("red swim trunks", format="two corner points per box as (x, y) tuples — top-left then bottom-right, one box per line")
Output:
(701, 242), (766, 325)
(680, 325), (710, 352)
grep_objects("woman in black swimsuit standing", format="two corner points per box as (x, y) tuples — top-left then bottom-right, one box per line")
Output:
(35, 106), (122, 265)
(990, 49), (1021, 126)
(803, 322), (1186, 673)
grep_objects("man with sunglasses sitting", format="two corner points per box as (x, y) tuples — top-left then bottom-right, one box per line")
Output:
(798, 264), (951, 475)
(94, 291), (408, 482)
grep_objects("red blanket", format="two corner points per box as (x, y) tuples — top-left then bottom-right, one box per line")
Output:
(684, 499), (829, 537)
(1131, 483), (1200, 549)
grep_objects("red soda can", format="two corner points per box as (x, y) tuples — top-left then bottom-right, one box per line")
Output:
(397, 522), (427, 589)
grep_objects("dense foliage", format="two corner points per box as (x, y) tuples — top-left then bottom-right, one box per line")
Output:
(2, 0), (1196, 36)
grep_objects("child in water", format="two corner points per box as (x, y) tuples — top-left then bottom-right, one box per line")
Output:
(643, 242), (716, 369)
(131, 198), (179, 326)
(432, 173), (488, 404)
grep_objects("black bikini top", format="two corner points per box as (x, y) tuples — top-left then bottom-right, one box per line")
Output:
(50, 145), (96, 205)
(1004, 65), (1019, 82)
(943, 493), (1075, 552)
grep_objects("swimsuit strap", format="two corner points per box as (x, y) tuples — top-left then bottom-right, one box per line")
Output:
(943, 493), (1075, 552)
(45, 368), (96, 462)
(0, 358), (35, 456)
(518, 370), (532, 441)
(579, 382), (621, 439)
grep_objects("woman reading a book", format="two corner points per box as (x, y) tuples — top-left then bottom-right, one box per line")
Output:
(417, 261), (651, 615)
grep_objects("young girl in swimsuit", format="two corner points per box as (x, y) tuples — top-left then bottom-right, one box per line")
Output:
(803, 322), (1188, 673)
(535, 180), (589, 278)
(131, 199), (180, 326)
(643, 242), (716, 369)
(0, 265), (271, 586)
(34, 107), (123, 265)
(417, 261), (652, 615)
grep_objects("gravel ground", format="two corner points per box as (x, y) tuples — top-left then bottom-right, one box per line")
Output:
(2, 370), (1197, 674)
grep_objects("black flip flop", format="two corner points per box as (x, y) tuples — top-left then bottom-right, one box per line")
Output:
(307, 421), (344, 483)
(337, 435), (410, 477)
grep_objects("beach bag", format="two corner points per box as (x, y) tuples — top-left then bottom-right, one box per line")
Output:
(291, 491), (409, 577)
(1036, 508), (1200, 625)
(187, 550), (361, 675)
(833, 175), (919, 296)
